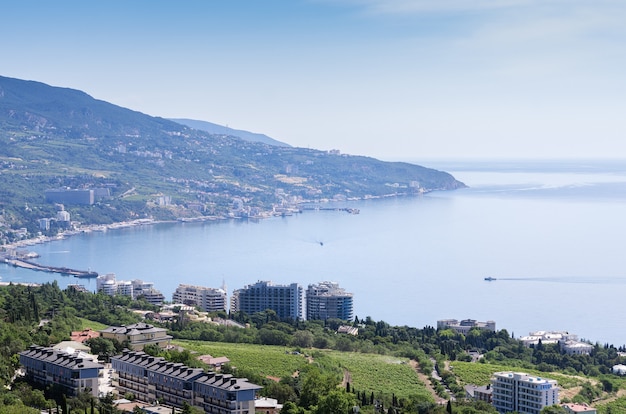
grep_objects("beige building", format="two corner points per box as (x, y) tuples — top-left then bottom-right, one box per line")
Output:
(100, 323), (172, 350)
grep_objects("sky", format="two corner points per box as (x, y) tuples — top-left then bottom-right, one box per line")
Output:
(2, 0), (626, 161)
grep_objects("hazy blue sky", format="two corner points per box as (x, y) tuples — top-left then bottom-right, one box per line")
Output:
(2, 1), (625, 160)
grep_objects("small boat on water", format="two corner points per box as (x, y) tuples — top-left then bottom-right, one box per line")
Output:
(484, 277), (496, 281)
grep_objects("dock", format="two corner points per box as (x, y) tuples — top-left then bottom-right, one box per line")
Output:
(2, 257), (98, 278)
(301, 207), (360, 214)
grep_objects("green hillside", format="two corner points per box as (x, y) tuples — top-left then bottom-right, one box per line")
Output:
(0, 75), (465, 241)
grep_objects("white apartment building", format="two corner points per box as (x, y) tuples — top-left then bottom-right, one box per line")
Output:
(172, 284), (228, 312)
(96, 274), (164, 304)
(491, 371), (559, 414)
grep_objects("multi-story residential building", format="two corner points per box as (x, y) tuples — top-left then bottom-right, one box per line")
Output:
(305, 281), (353, 321)
(491, 371), (559, 414)
(96, 274), (164, 304)
(100, 323), (172, 351)
(19, 345), (104, 397)
(437, 319), (496, 334)
(172, 284), (228, 312)
(112, 350), (261, 414)
(45, 188), (95, 205)
(133, 279), (165, 305)
(231, 281), (303, 320)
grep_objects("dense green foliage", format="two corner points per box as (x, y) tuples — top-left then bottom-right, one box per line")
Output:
(2, 282), (626, 413)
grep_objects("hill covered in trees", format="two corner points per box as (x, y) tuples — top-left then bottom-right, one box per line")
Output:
(0, 75), (465, 240)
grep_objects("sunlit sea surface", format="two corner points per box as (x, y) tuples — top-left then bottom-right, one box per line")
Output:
(3, 159), (626, 346)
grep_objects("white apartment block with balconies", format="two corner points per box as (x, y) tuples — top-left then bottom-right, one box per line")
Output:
(491, 371), (559, 414)
(172, 284), (228, 313)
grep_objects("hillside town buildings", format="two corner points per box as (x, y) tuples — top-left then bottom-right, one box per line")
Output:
(305, 281), (353, 321)
(491, 371), (559, 414)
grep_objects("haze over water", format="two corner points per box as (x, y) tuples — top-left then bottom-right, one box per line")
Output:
(3, 160), (626, 346)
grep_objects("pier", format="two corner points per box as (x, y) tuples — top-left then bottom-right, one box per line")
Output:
(301, 207), (360, 214)
(2, 257), (98, 278)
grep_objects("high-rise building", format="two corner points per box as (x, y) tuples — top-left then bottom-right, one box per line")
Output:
(231, 281), (303, 320)
(491, 371), (559, 414)
(306, 281), (353, 321)
(172, 284), (228, 312)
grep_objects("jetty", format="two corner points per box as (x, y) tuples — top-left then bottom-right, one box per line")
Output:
(2, 257), (98, 278)
(301, 207), (360, 214)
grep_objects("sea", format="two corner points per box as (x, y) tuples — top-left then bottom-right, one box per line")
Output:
(2, 159), (626, 347)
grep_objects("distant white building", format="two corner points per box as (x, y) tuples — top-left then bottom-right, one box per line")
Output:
(57, 210), (70, 222)
(437, 319), (496, 334)
(612, 364), (626, 375)
(519, 331), (593, 355)
(491, 371), (559, 414)
(519, 331), (574, 346)
(561, 340), (594, 355)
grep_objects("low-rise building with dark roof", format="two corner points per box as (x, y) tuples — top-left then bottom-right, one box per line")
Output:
(111, 350), (261, 414)
(19, 345), (104, 397)
(464, 384), (493, 403)
(100, 323), (172, 350)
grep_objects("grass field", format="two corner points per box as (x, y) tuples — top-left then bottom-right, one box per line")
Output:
(77, 318), (109, 332)
(174, 340), (432, 401)
(174, 340), (310, 379)
(320, 350), (433, 401)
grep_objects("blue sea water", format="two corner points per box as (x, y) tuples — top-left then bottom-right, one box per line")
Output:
(3, 159), (626, 346)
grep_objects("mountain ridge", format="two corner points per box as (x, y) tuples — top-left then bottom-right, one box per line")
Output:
(0, 75), (465, 240)
(169, 118), (290, 147)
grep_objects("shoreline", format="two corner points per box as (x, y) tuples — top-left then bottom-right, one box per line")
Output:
(0, 196), (371, 253)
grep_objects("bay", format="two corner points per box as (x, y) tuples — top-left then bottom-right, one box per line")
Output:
(3, 159), (626, 347)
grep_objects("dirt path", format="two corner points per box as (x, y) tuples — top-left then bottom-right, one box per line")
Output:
(409, 360), (447, 405)
(341, 368), (353, 388)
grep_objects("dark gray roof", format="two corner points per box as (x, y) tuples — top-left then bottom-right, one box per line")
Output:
(100, 323), (168, 335)
(195, 372), (262, 392)
(20, 345), (104, 370)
